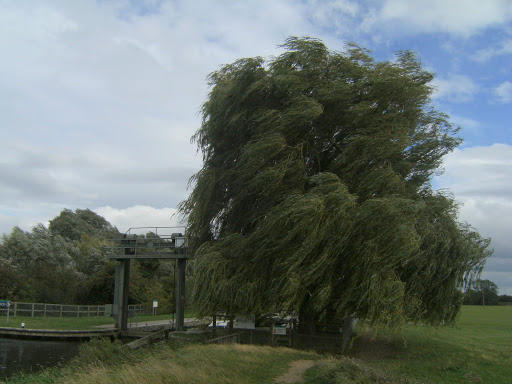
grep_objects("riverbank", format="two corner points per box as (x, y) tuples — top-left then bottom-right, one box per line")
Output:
(2, 306), (511, 383)
(0, 316), (207, 341)
(0, 327), (117, 341)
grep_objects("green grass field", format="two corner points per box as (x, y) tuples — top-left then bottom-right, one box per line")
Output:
(3, 306), (511, 383)
(350, 305), (512, 383)
(0, 311), (196, 330)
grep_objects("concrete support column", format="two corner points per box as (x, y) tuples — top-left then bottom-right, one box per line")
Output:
(176, 258), (186, 331)
(120, 259), (131, 332)
(114, 260), (131, 331)
(113, 264), (122, 327)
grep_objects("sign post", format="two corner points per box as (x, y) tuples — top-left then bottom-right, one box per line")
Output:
(0, 300), (10, 324)
(153, 300), (158, 316)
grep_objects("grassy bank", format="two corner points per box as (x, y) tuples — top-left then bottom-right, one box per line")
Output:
(3, 306), (510, 383)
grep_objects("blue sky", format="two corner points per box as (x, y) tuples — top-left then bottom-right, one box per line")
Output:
(0, 0), (511, 294)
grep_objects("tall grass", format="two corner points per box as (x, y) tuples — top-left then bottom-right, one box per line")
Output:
(4, 340), (317, 384)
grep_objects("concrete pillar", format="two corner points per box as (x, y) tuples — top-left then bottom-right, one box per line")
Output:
(113, 264), (122, 327)
(175, 258), (186, 331)
(113, 260), (131, 331)
(120, 259), (131, 332)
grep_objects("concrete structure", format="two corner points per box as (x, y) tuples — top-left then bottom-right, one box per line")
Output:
(110, 228), (189, 333)
(0, 327), (117, 340)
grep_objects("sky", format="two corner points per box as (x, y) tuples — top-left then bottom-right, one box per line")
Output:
(0, 0), (510, 294)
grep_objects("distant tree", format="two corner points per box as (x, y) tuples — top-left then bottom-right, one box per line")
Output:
(49, 208), (118, 241)
(464, 279), (499, 305)
(180, 37), (492, 331)
(0, 258), (29, 301)
(79, 262), (117, 305)
(0, 224), (78, 303)
(72, 234), (113, 276)
(498, 294), (512, 304)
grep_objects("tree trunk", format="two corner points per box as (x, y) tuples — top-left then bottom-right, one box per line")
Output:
(341, 316), (357, 351)
(298, 306), (316, 334)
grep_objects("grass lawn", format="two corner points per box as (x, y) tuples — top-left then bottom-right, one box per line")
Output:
(0, 310), (197, 330)
(0, 316), (115, 330)
(344, 305), (512, 383)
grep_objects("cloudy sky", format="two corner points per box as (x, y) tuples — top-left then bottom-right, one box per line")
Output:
(0, 0), (510, 294)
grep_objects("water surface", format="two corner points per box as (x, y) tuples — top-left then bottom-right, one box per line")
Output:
(0, 337), (80, 379)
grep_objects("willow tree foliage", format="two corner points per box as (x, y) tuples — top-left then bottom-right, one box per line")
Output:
(180, 37), (491, 327)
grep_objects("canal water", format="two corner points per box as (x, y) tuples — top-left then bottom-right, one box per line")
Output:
(0, 338), (81, 379)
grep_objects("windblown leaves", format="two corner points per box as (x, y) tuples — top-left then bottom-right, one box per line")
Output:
(180, 37), (491, 327)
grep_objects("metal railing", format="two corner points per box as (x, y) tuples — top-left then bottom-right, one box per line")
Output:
(0, 302), (143, 318)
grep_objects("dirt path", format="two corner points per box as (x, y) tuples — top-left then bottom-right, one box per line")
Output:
(274, 360), (315, 383)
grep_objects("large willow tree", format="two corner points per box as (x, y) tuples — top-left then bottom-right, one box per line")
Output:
(180, 37), (491, 328)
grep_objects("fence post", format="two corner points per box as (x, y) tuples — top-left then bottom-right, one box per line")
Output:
(292, 319), (297, 348)
(31, 303), (34, 317)
(44, 304), (47, 317)
(13, 302), (17, 317)
(60, 304), (63, 318)
(77, 306), (80, 317)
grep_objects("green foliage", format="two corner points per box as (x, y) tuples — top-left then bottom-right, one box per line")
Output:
(180, 37), (491, 327)
(463, 279), (500, 305)
(498, 294), (512, 304)
(0, 258), (27, 300)
(49, 208), (117, 242)
(0, 224), (77, 303)
(0, 209), (180, 311)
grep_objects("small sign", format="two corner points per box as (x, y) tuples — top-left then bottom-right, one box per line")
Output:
(175, 237), (187, 247)
(153, 300), (158, 308)
(273, 325), (287, 335)
(235, 314), (255, 330)
(1, 300), (10, 325)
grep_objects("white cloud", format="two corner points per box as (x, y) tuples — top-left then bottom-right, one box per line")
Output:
(449, 114), (480, 132)
(474, 38), (512, 62)
(432, 74), (478, 102)
(493, 81), (512, 103)
(308, 0), (360, 32)
(0, 0), (317, 237)
(95, 205), (185, 234)
(482, 271), (512, 295)
(0, 0), (510, 295)
(363, 0), (512, 37)
(435, 144), (512, 293)
(438, 144), (512, 202)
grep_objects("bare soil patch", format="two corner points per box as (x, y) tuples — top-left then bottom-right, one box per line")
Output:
(274, 359), (315, 383)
